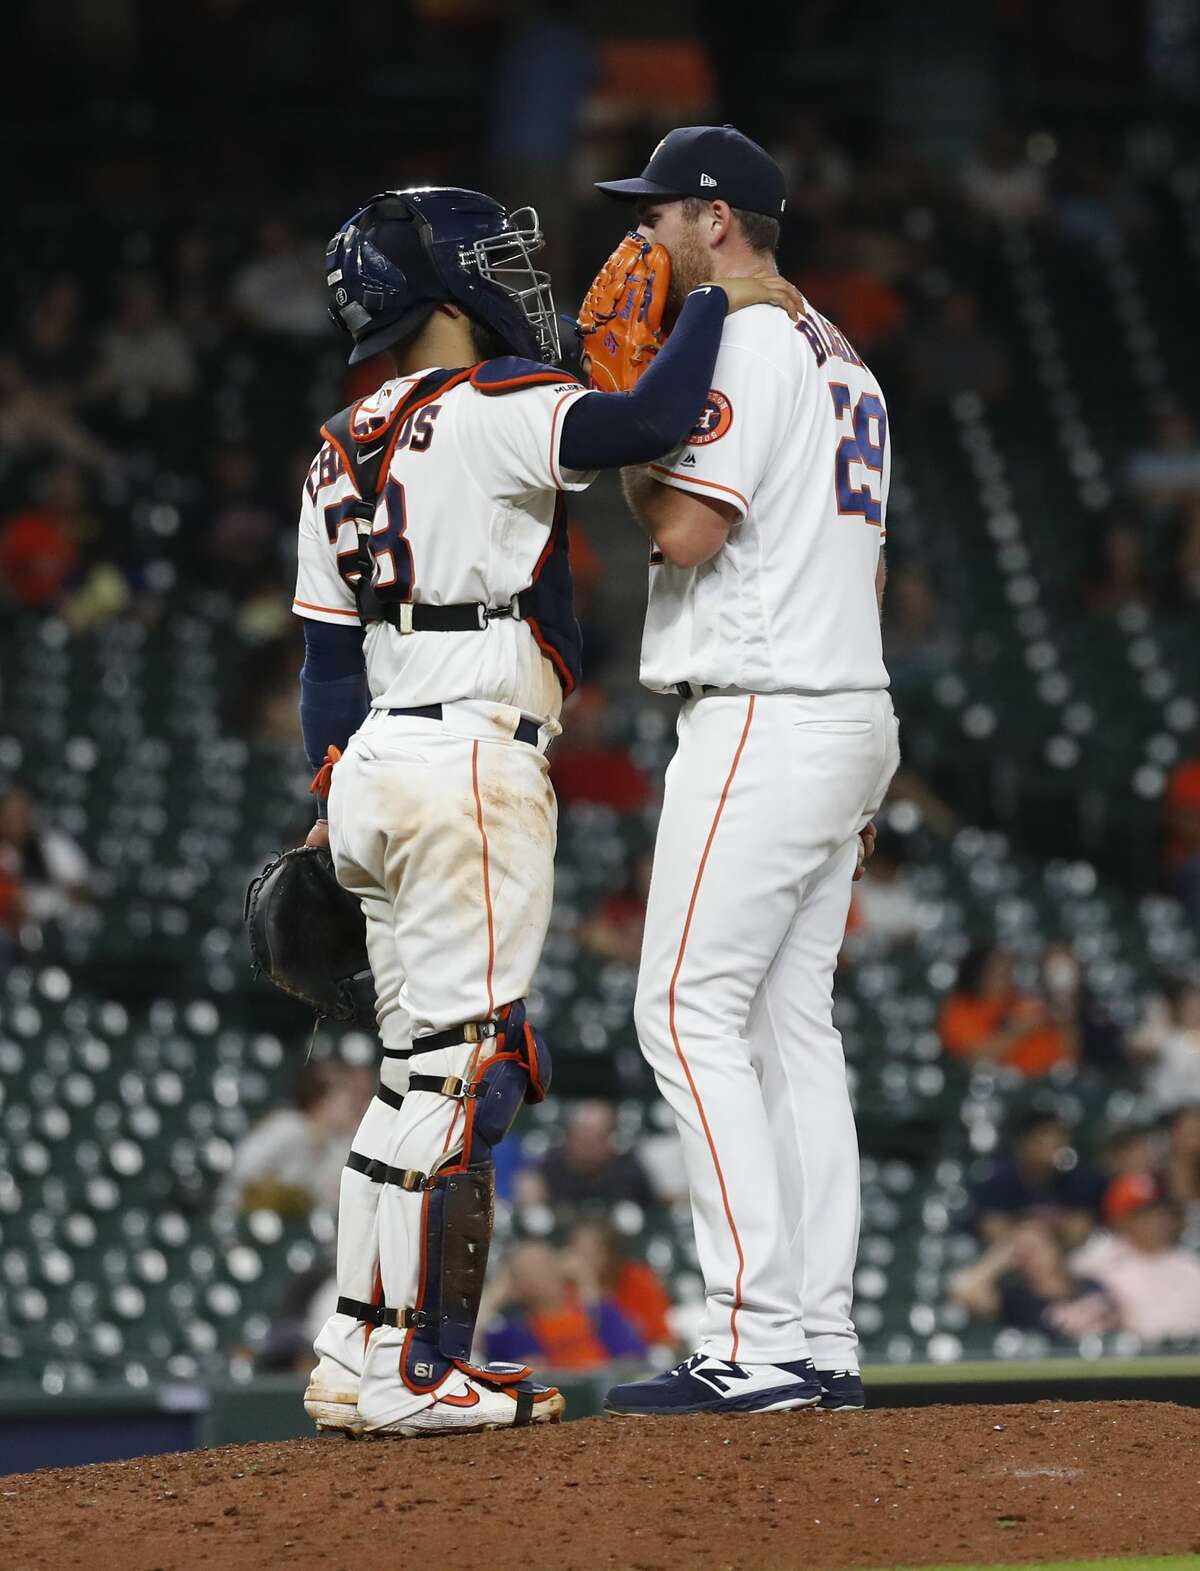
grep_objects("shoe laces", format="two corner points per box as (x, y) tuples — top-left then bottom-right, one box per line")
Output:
(670, 1352), (706, 1378)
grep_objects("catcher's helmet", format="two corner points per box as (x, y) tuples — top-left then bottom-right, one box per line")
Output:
(325, 187), (561, 365)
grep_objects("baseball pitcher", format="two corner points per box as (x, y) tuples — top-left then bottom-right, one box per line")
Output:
(285, 186), (802, 1438)
(589, 128), (900, 1417)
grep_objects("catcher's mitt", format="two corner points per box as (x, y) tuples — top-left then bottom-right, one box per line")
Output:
(577, 232), (671, 392)
(244, 845), (376, 1028)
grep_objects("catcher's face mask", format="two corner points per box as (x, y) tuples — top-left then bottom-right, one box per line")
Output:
(457, 207), (562, 364)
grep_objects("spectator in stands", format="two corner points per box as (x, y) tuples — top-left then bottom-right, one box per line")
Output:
(842, 843), (922, 960)
(961, 127), (1047, 225)
(1040, 941), (1125, 1070)
(1166, 1104), (1200, 1217)
(564, 1218), (675, 1349)
(518, 1100), (658, 1213)
(907, 292), (1011, 406)
(0, 862), (19, 969)
(1084, 519), (1156, 617)
(577, 849), (653, 967)
(222, 1062), (372, 1214)
(549, 686), (652, 814)
(771, 112), (853, 228)
(939, 946), (1077, 1078)
(1053, 148), (1141, 251)
(0, 787), (91, 934)
(20, 275), (93, 397)
(1130, 978), (1200, 1112)
(258, 1257), (336, 1374)
(950, 1218), (1113, 1338)
(567, 520), (616, 680)
(1069, 1174), (1200, 1343)
(488, 10), (597, 297)
(92, 273), (195, 407)
(797, 226), (906, 354)
(1163, 758), (1200, 924)
(1127, 409), (1200, 507)
(174, 228), (227, 355)
(1102, 1123), (1160, 1183)
(201, 443), (285, 585)
(1166, 498), (1200, 610)
(0, 462), (85, 611)
(971, 1108), (1105, 1246)
(0, 355), (115, 473)
(480, 1240), (646, 1370)
(231, 220), (328, 339)
(883, 565), (956, 678)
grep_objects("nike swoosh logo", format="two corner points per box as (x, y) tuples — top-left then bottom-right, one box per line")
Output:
(359, 445), (384, 460)
(439, 1388), (480, 1409)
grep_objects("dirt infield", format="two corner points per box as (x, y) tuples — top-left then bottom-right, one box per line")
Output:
(5, 1401), (1200, 1571)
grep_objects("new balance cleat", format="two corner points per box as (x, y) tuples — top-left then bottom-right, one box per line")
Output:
(605, 1352), (822, 1416)
(817, 1368), (865, 1410)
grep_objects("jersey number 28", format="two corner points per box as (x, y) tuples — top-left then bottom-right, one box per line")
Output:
(829, 384), (886, 526)
(324, 478), (414, 600)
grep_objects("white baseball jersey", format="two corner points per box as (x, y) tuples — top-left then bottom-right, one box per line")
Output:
(639, 301), (890, 696)
(293, 367), (594, 725)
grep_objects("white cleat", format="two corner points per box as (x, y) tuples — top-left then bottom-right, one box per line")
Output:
(304, 1382), (363, 1436)
(362, 1364), (565, 1439)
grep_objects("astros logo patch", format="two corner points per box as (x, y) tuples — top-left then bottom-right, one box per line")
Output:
(688, 389), (733, 446)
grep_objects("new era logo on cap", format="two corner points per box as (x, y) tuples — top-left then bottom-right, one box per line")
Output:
(595, 125), (787, 219)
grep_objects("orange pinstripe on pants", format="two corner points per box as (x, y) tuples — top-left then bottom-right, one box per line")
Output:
(666, 696), (756, 1359)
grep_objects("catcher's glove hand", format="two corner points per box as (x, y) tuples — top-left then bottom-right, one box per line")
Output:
(244, 845), (376, 1028)
(577, 231), (671, 392)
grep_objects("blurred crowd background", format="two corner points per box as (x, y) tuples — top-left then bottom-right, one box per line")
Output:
(2, 0), (1200, 1398)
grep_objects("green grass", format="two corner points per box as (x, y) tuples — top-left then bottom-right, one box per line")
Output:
(878, 1558), (1200, 1570)
(866, 1354), (1200, 1386)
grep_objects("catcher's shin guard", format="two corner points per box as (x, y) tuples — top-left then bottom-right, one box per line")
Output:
(404, 1000), (550, 1389)
(341, 1002), (551, 1392)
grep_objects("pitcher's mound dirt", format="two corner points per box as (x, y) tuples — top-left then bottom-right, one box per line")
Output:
(6, 1400), (1200, 1571)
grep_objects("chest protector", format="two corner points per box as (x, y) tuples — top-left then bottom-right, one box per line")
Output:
(320, 357), (582, 694)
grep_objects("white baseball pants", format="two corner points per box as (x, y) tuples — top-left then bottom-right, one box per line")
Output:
(310, 704), (556, 1423)
(634, 688), (899, 1371)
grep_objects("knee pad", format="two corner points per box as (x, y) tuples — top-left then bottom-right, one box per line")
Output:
(464, 998), (551, 1162)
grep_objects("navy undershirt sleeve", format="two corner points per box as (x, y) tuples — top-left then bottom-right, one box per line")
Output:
(559, 285), (729, 471)
(299, 620), (368, 816)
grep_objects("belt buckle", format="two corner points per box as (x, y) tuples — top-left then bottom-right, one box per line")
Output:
(462, 1019), (498, 1044)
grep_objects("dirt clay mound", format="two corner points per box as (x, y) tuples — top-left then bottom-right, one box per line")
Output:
(6, 1400), (1200, 1571)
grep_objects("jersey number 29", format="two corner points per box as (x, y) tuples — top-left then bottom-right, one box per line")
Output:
(829, 383), (886, 526)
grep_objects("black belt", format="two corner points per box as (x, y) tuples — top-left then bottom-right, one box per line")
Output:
(378, 593), (531, 634)
(675, 682), (720, 699)
(386, 703), (540, 747)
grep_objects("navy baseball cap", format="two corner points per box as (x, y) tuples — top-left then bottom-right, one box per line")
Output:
(595, 125), (786, 219)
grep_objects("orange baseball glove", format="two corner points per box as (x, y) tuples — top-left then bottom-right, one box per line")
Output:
(576, 232), (671, 392)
